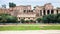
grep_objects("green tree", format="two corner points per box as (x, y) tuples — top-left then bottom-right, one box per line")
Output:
(2, 4), (6, 8)
(42, 15), (48, 23)
(36, 18), (42, 23)
(57, 17), (60, 23)
(20, 19), (25, 23)
(29, 20), (34, 23)
(0, 13), (18, 23)
(56, 13), (60, 23)
(9, 2), (16, 8)
(6, 16), (18, 23)
(25, 20), (30, 23)
(42, 14), (57, 23)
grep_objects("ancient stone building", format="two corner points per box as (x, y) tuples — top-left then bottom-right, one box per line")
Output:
(34, 3), (60, 18)
(0, 3), (60, 21)
(8, 5), (36, 21)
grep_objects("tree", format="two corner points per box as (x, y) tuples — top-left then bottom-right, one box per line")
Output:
(57, 17), (60, 23)
(9, 2), (16, 8)
(6, 16), (18, 23)
(56, 13), (60, 23)
(0, 13), (10, 23)
(0, 13), (18, 23)
(2, 4), (6, 8)
(42, 15), (48, 23)
(20, 19), (25, 23)
(42, 14), (57, 23)
(25, 20), (30, 23)
(29, 20), (34, 23)
(36, 18), (42, 23)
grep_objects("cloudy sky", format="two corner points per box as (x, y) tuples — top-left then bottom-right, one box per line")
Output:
(0, 0), (60, 8)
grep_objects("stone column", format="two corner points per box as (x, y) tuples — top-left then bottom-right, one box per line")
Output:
(54, 10), (57, 14)
(39, 11), (40, 16)
(50, 10), (51, 14)
(58, 10), (60, 13)
(42, 10), (44, 16)
(46, 10), (47, 15)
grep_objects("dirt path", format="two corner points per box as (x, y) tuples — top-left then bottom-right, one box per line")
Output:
(0, 30), (60, 34)
(0, 24), (60, 27)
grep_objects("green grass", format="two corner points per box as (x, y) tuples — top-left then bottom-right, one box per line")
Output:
(0, 25), (60, 31)
(40, 26), (60, 30)
(0, 26), (40, 31)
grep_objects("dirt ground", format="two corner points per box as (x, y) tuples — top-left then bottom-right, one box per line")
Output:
(0, 30), (60, 34)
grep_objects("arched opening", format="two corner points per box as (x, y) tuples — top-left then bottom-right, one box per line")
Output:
(51, 10), (54, 14)
(47, 10), (50, 14)
(43, 10), (46, 15)
(57, 10), (58, 14)
(40, 10), (42, 16)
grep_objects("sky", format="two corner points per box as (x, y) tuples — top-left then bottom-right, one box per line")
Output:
(0, 0), (60, 8)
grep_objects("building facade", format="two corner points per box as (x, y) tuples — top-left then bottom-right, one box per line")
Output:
(0, 3), (60, 21)
(0, 8), (9, 14)
(8, 5), (36, 21)
(34, 3), (60, 18)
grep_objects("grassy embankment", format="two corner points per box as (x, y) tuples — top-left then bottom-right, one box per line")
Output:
(0, 24), (60, 31)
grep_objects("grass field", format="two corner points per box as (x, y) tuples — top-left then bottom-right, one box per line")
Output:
(0, 24), (60, 31)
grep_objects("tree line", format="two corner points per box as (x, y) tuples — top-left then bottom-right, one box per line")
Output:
(36, 13), (60, 24)
(0, 13), (60, 24)
(0, 13), (18, 23)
